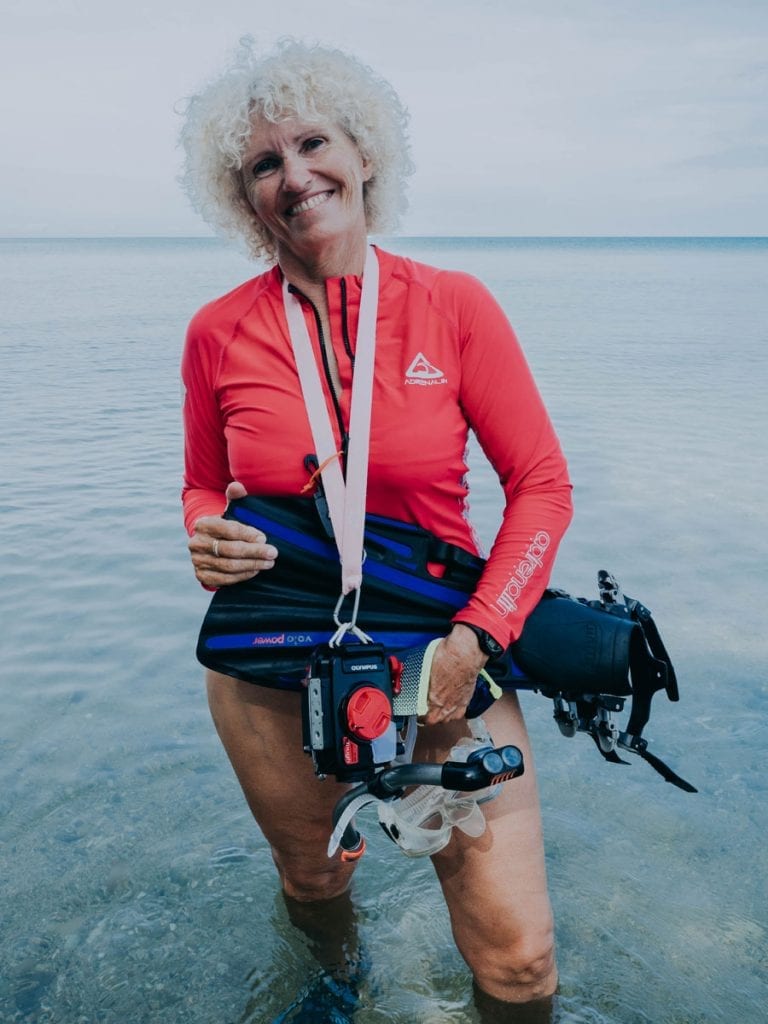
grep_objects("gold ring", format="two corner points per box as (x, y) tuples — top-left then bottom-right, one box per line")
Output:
(212, 539), (220, 558)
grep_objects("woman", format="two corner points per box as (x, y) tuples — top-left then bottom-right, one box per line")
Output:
(179, 39), (572, 1011)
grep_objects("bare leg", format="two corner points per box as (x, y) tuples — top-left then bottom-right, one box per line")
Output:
(414, 693), (558, 1006)
(208, 671), (555, 1006)
(206, 670), (358, 901)
(207, 670), (369, 1022)
(473, 982), (555, 1024)
(282, 889), (360, 974)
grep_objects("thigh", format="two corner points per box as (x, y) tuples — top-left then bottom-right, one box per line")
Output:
(206, 670), (357, 897)
(415, 694), (554, 956)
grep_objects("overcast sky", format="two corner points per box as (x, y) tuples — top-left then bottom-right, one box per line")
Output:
(2, 0), (767, 237)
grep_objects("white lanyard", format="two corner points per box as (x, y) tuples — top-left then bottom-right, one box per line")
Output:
(282, 245), (379, 641)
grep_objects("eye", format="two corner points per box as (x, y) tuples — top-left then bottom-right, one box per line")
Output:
(251, 156), (280, 178)
(302, 136), (326, 153)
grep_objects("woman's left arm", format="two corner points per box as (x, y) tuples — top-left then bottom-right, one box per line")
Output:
(424, 274), (573, 724)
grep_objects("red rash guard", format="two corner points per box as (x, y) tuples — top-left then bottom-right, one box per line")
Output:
(182, 246), (573, 647)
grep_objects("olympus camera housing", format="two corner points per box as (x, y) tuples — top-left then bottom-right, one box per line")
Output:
(302, 642), (402, 783)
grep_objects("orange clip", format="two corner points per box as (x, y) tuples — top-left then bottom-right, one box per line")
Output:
(340, 836), (367, 863)
(301, 451), (343, 494)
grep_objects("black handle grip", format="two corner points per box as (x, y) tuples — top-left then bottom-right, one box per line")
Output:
(440, 745), (524, 791)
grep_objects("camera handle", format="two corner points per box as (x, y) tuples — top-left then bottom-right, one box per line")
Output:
(329, 744), (524, 859)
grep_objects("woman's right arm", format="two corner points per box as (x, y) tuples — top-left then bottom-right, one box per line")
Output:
(181, 316), (278, 588)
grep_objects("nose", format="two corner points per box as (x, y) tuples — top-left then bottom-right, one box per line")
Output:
(282, 153), (312, 194)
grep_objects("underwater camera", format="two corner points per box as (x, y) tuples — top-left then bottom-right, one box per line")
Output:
(302, 641), (403, 783)
(301, 639), (526, 860)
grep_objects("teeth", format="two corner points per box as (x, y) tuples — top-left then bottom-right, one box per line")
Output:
(287, 191), (332, 216)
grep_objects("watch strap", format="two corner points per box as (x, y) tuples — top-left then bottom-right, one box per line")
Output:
(456, 622), (504, 660)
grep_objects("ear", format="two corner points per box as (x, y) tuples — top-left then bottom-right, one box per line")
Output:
(360, 154), (374, 183)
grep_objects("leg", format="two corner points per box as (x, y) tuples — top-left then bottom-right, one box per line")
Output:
(414, 694), (557, 1006)
(206, 669), (357, 902)
(282, 889), (360, 973)
(473, 983), (555, 1024)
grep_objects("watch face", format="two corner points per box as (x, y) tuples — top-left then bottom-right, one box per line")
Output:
(463, 623), (503, 658)
(483, 633), (504, 657)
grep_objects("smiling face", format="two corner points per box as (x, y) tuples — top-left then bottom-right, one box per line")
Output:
(241, 115), (373, 276)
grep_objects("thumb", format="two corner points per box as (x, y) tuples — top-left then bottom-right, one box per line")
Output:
(225, 480), (247, 502)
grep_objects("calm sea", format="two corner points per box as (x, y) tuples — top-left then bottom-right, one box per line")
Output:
(1, 236), (766, 1023)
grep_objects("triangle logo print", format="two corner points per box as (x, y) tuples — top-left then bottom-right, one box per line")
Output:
(405, 352), (446, 379)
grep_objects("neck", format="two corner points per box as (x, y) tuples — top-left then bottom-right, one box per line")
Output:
(278, 233), (369, 300)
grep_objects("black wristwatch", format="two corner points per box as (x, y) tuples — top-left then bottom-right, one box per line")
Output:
(456, 622), (505, 661)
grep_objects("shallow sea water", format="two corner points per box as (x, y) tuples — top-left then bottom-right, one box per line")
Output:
(1, 236), (766, 1023)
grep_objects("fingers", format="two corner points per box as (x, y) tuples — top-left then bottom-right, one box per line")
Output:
(421, 630), (488, 726)
(189, 512), (278, 587)
(194, 563), (273, 588)
(422, 666), (474, 725)
(423, 702), (465, 727)
(190, 547), (277, 588)
(423, 701), (462, 726)
(196, 535), (277, 562)
(194, 544), (277, 576)
(189, 526), (277, 561)
(194, 514), (269, 546)
(225, 480), (248, 503)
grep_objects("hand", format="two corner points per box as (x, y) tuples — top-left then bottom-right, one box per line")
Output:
(188, 481), (278, 588)
(422, 624), (488, 726)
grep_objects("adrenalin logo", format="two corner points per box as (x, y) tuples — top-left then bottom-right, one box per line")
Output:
(404, 351), (448, 386)
(494, 532), (551, 616)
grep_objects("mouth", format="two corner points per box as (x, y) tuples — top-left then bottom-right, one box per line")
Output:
(285, 190), (334, 218)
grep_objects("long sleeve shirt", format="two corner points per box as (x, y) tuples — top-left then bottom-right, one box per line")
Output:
(181, 246), (573, 646)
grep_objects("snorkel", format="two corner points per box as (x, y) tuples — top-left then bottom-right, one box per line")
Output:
(329, 741), (525, 860)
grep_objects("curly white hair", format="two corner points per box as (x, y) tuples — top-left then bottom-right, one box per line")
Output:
(178, 38), (414, 261)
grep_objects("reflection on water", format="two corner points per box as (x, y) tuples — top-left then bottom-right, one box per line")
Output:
(0, 237), (765, 1023)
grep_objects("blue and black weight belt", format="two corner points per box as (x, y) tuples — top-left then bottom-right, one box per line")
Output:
(196, 495), (695, 791)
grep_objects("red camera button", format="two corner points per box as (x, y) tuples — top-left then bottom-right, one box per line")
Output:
(345, 686), (392, 741)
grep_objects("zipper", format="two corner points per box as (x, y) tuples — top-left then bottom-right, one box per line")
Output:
(288, 284), (349, 471)
(340, 278), (355, 366)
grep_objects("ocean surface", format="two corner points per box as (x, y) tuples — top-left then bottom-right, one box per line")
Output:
(1, 235), (766, 1023)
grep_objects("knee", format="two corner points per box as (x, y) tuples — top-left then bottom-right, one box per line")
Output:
(467, 928), (557, 1003)
(272, 847), (356, 903)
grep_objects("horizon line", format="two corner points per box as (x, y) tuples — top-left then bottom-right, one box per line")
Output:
(2, 233), (767, 242)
